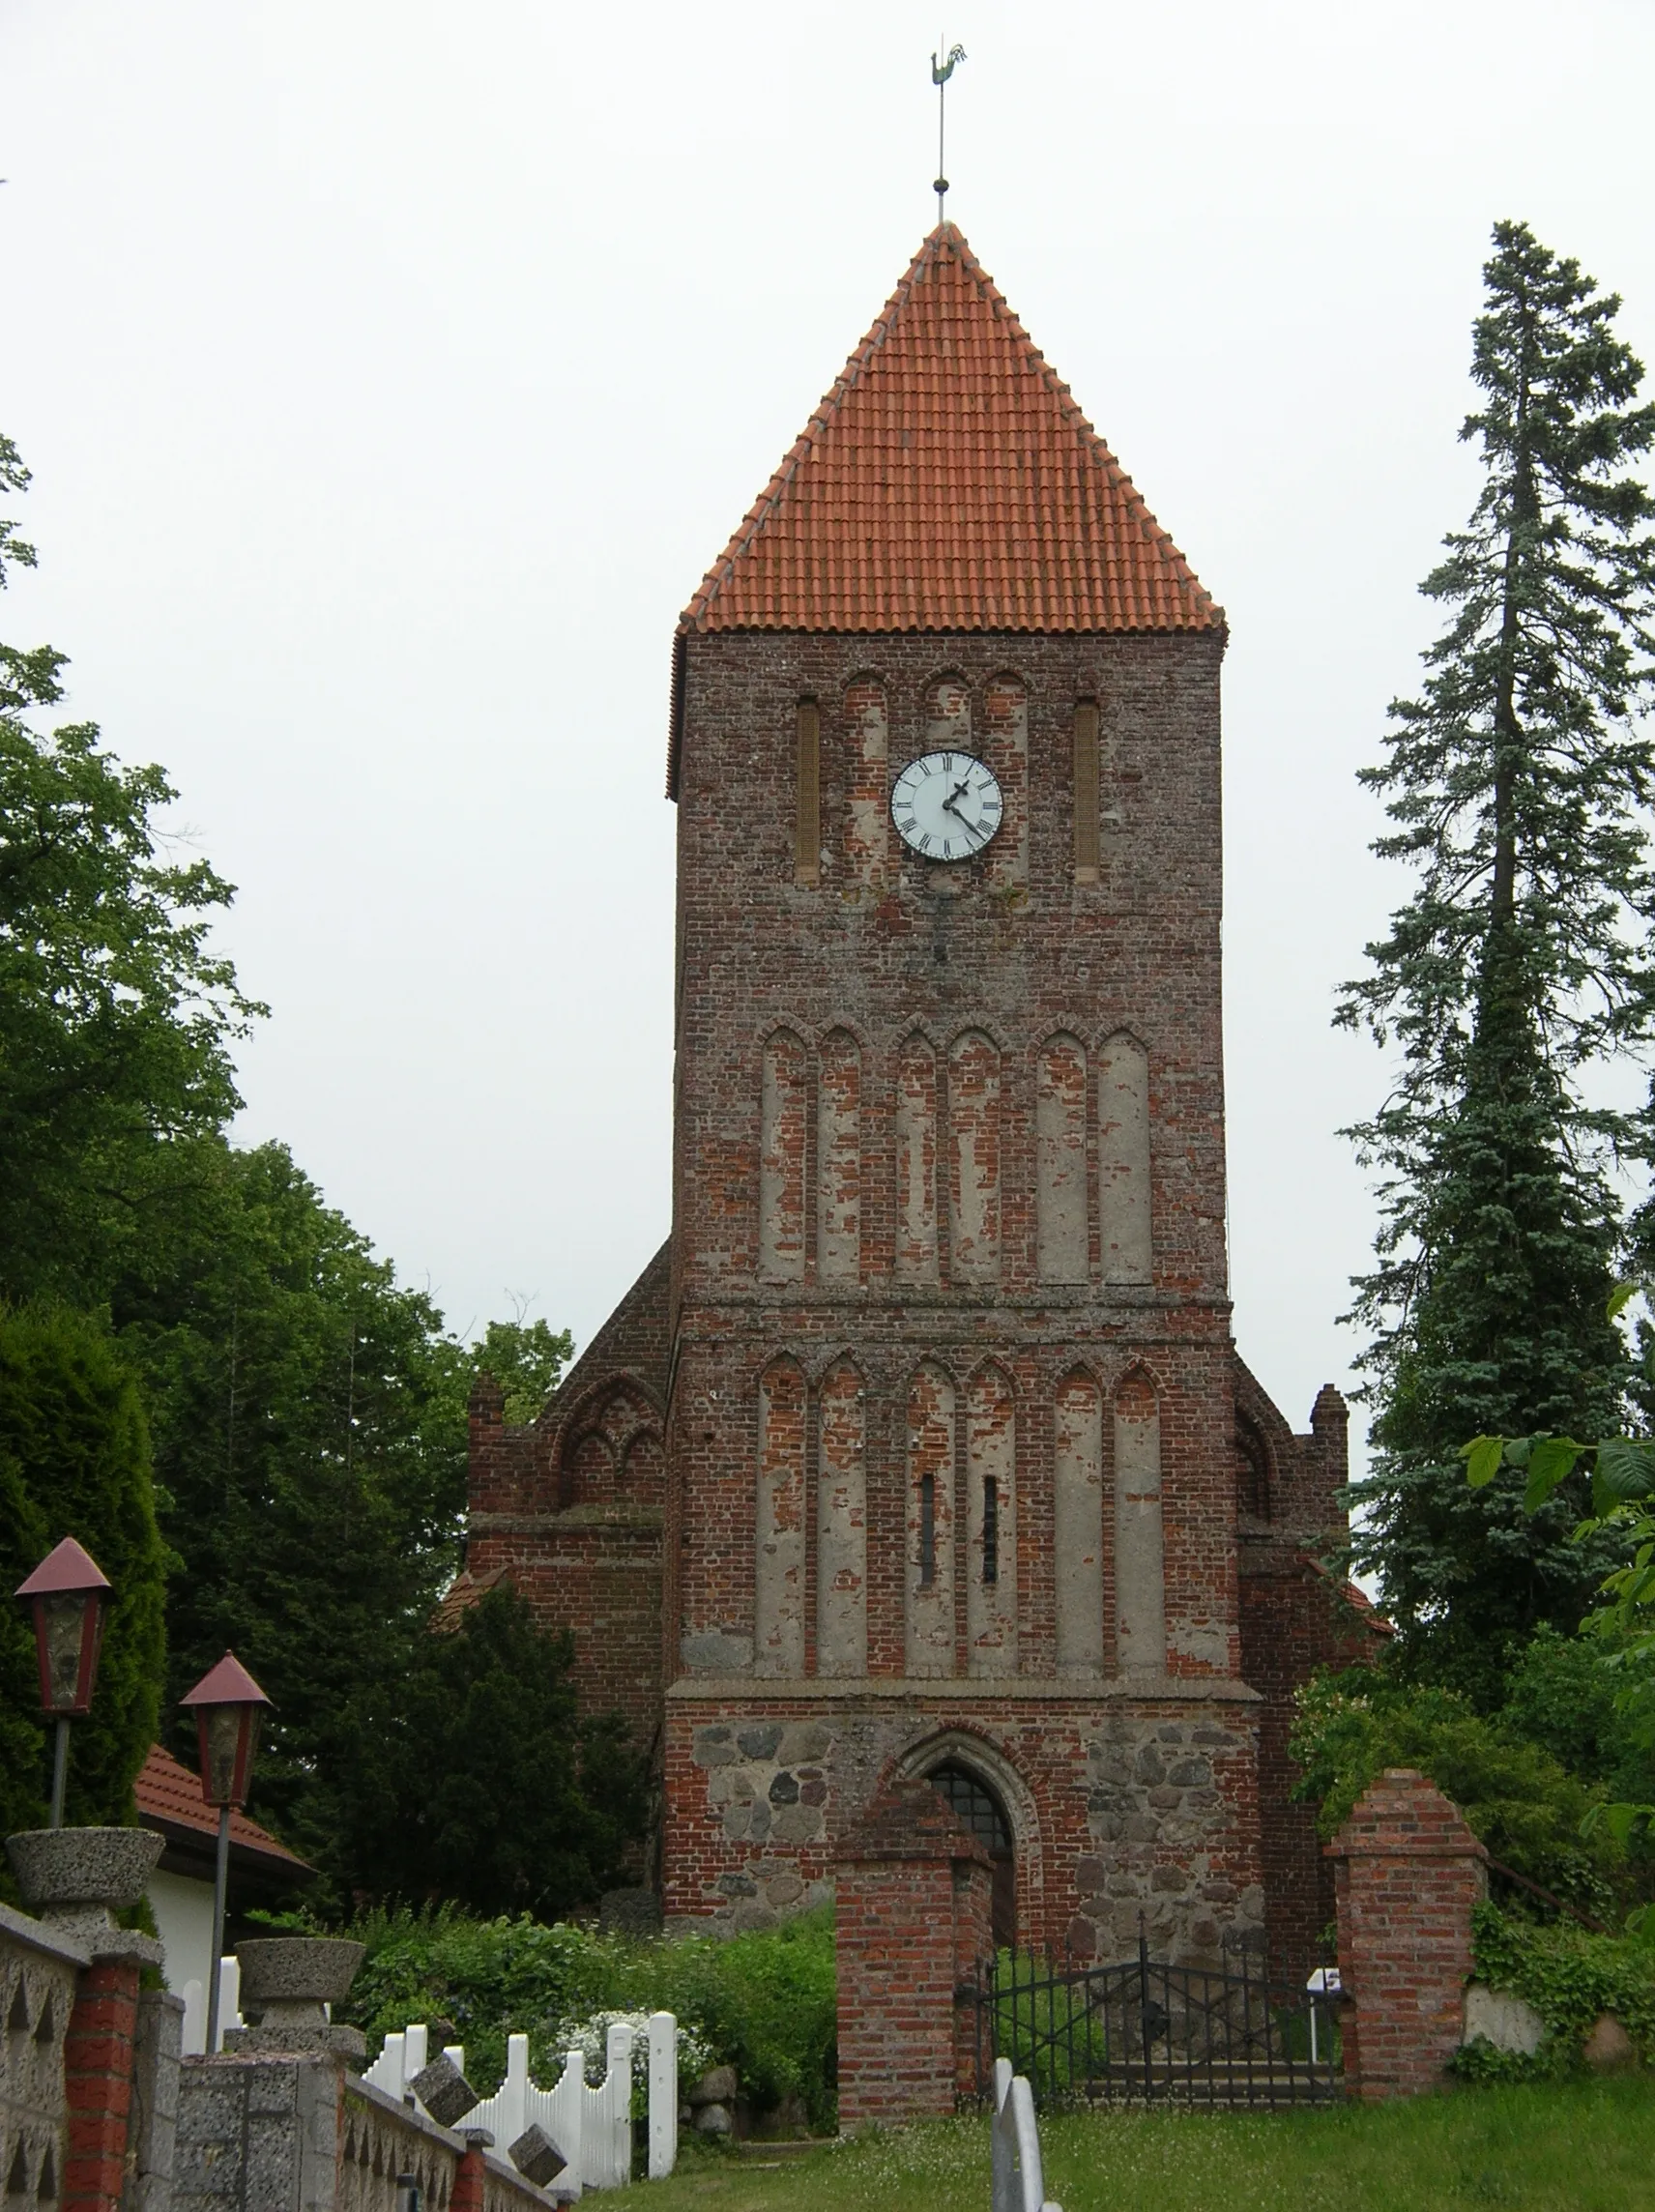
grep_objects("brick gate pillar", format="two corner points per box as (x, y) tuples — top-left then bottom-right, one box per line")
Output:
(833, 1780), (994, 2131)
(1327, 1767), (1487, 2099)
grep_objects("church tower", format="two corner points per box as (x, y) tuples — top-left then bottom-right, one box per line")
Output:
(461, 223), (1379, 1971)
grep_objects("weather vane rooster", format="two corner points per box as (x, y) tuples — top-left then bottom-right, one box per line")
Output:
(932, 41), (967, 218)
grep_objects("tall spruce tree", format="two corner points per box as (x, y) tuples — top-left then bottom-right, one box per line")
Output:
(1341, 221), (1655, 1698)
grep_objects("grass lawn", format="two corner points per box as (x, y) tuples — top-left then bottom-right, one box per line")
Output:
(608, 2078), (1655, 2212)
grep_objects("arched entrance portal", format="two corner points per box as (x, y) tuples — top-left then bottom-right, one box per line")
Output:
(928, 1761), (1016, 1949)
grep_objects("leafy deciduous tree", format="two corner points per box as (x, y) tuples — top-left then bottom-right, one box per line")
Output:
(0, 436), (639, 1903)
(470, 1316), (573, 1426)
(0, 662), (263, 1308)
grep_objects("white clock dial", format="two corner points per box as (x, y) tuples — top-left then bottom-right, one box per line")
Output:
(890, 751), (1003, 861)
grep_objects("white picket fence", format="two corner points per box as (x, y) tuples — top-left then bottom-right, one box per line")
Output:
(179, 1957), (245, 2057)
(990, 2057), (1060, 2212)
(363, 2015), (679, 2191)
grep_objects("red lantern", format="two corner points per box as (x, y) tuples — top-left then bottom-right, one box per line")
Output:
(15, 1537), (112, 1718)
(181, 1652), (273, 1808)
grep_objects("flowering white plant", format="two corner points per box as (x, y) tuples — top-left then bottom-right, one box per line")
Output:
(552, 2009), (714, 2091)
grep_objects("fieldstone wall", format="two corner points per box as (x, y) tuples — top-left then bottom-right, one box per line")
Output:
(684, 1719), (833, 1925)
(1073, 1710), (1264, 1961)
(668, 1692), (1263, 1963)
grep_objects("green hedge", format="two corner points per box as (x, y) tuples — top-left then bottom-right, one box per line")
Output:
(333, 1904), (838, 2132)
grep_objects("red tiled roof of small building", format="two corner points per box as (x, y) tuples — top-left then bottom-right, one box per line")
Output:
(431, 1563), (509, 1633)
(1301, 1554), (1395, 1638)
(680, 223), (1220, 642)
(134, 1742), (310, 1871)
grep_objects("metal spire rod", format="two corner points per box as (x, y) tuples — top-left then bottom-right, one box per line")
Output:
(932, 39), (966, 218)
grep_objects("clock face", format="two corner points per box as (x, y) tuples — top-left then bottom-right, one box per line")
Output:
(890, 751), (1003, 861)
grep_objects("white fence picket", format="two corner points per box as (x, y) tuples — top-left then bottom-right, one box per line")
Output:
(179, 1959), (247, 2056)
(647, 2012), (676, 2180)
(991, 2056), (1061, 2212)
(365, 2012), (681, 2192)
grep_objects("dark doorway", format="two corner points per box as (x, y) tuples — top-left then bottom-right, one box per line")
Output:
(928, 1761), (1016, 1949)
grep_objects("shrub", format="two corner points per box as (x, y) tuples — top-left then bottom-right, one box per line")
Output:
(331, 1901), (839, 2131)
(636, 1908), (837, 2129)
(336, 1905), (631, 2089)
(554, 2008), (713, 2094)
(337, 1587), (647, 1921)
(1290, 1665), (1627, 1916)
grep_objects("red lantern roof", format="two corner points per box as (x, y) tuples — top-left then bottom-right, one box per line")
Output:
(15, 1536), (112, 1600)
(181, 1651), (273, 1708)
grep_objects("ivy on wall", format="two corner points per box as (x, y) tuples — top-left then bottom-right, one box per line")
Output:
(1456, 1903), (1655, 2081)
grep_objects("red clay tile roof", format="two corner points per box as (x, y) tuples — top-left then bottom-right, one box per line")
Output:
(431, 1564), (509, 1634)
(134, 1743), (310, 1871)
(680, 224), (1220, 643)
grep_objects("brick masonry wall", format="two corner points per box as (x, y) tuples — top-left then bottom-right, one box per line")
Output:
(1328, 1768), (1487, 2099)
(952, 1857), (995, 2100)
(462, 1518), (664, 1750)
(833, 1782), (995, 2129)
(1238, 1553), (1384, 1981)
(669, 629), (1241, 1695)
(1234, 1362), (1389, 1982)
(672, 627), (1231, 1308)
(461, 1244), (671, 1753)
(62, 1960), (139, 2212)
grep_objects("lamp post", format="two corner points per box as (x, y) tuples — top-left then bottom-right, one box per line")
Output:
(14, 1537), (113, 1827)
(182, 1651), (273, 2054)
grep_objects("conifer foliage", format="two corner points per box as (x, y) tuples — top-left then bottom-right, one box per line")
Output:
(1342, 222), (1655, 1692)
(0, 1305), (168, 1850)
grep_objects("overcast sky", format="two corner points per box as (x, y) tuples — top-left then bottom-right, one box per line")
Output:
(4, 0), (1654, 1455)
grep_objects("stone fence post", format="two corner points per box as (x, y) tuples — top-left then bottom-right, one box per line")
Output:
(1326, 1767), (1487, 2098)
(6, 1828), (167, 2212)
(833, 1779), (994, 2131)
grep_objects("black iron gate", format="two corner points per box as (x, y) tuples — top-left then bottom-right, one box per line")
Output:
(968, 1930), (1342, 2109)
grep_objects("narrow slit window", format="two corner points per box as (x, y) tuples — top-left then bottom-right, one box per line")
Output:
(982, 1474), (999, 1585)
(919, 1471), (936, 1587)
(796, 698), (821, 885)
(1073, 698), (1100, 881)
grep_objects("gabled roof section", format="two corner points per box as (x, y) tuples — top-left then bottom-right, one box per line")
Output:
(680, 224), (1220, 643)
(134, 1743), (311, 1877)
